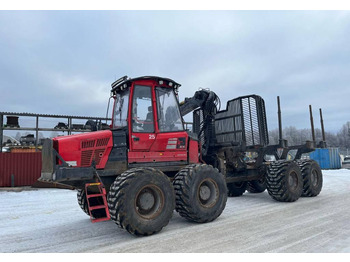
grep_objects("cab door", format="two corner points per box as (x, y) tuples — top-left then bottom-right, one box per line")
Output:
(129, 84), (156, 151)
(148, 86), (188, 162)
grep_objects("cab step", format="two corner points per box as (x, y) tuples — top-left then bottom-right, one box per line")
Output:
(85, 182), (110, 223)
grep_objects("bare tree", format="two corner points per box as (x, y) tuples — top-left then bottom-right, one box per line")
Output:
(50, 131), (59, 138)
(15, 132), (21, 141)
(268, 121), (350, 151)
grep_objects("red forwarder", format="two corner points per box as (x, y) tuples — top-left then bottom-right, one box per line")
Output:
(40, 76), (323, 236)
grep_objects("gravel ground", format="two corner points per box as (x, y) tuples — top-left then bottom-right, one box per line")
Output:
(1, 169), (350, 253)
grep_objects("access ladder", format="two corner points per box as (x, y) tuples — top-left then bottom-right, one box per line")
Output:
(84, 182), (110, 223)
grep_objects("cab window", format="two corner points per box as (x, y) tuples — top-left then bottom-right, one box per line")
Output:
(113, 89), (129, 128)
(132, 85), (154, 133)
(156, 87), (184, 132)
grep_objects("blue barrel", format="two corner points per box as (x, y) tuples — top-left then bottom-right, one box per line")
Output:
(309, 148), (341, 169)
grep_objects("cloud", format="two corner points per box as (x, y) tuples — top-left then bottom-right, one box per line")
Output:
(0, 11), (349, 134)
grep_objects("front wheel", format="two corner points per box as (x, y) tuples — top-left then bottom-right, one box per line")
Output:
(173, 164), (227, 223)
(107, 168), (175, 236)
(77, 189), (90, 216)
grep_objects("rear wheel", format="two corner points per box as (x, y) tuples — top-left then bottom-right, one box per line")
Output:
(107, 168), (175, 236)
(295, 159), (323, 197)
(227, 182), (247, 197)
(247, 176), (266, 193)
(173, 164), (227, 223)
(266, 160), (303, 202)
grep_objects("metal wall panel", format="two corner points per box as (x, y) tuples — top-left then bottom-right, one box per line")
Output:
(309, 148), (341, 169)
(0, 152), (42, 187)
(328, 148), (342, 169)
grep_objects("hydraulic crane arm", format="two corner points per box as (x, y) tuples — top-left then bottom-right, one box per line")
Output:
(179, 89), (220, 158)
(179, 90), (218, 116)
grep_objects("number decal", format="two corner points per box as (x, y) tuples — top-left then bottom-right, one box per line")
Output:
(149, 134), (156, 140)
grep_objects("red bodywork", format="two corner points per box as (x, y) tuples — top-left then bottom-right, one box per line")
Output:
(54, 78), (199, 169)
(53, 130), (113, 169)
(124, 79), (198, 164)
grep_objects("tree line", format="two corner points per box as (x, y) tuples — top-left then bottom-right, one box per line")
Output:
(269, 121), (350, 154)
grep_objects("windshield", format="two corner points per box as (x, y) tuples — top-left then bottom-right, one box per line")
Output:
(156, 87), (184, 132)
(113, 89), (129, 128)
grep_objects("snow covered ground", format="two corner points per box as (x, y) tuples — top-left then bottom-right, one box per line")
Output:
(1, 169), (350, 253)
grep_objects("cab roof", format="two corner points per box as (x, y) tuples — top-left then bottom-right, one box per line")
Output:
(111, 76), (181, 94)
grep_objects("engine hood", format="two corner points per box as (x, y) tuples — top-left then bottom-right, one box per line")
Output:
(53, 130), (113, 168)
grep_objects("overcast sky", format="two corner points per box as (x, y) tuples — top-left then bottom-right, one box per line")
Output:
(0, 10), (349, 133)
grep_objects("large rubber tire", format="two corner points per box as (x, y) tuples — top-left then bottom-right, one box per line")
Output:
(107, 168), (175, 236)
(266, 160), (303, 202)
(77, 189), (89, 216)
(77, 189), (106, 219)
(295, 159), (323, 197)
(247, 176), (267, 193)
(173, 164), (227, 223)
(227, 182), (247, 197)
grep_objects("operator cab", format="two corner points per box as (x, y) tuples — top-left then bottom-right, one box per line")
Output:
(110, 76), (198, 166)
(111, 76), (183, 132)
